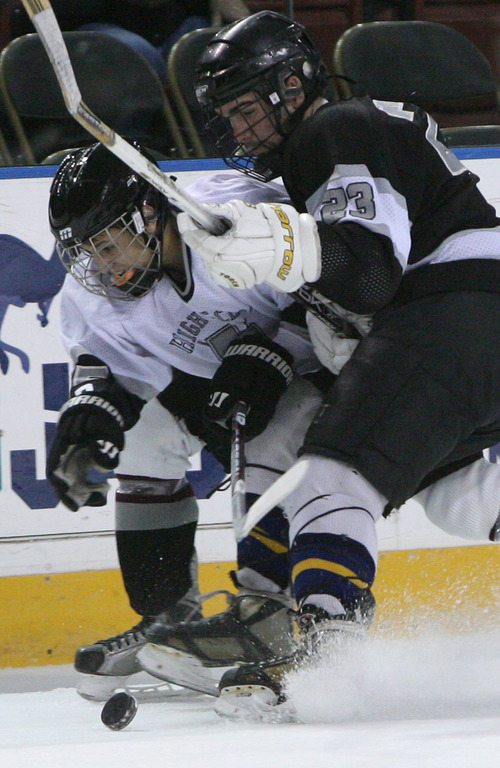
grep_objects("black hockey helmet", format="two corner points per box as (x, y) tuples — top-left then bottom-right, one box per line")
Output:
(49, 142), (169, 299)
(195, 11), (328, 178)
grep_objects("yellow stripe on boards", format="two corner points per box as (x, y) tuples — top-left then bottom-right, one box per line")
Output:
(372, 544), (500, 636)
(2, 544), (500, 668)
(0, 562), (236, 668)
(291, 557), (369, 589)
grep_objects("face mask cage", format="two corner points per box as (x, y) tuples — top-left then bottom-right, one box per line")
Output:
(56, 209), (162, 300)
(203, 96), (282, 180)
(199, 68), (311, 181)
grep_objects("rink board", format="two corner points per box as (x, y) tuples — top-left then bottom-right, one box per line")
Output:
(2, 545), (500, 668)
(1, 152), (500, 668)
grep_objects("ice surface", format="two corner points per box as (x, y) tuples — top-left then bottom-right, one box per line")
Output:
(1, 628), (499, 768)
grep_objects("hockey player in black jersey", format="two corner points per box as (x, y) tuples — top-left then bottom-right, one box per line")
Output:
(174, 10), (500, 717)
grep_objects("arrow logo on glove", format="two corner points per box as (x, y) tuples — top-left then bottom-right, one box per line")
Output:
(270, 205), (295, 282)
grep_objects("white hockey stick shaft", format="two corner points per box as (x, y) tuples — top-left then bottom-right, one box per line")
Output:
(20, 0), (229, 235)
(230, 401), (249, 541)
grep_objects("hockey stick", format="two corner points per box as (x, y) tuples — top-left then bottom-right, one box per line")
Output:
(19, 0), (229, 235)
(236, 459), (311, 541)
(21, 0), (357, 337)
(230, 401), (250, 540)
(229, 404), (310, 543)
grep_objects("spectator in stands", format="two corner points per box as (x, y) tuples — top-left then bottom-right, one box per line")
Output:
(13, 0), (250, 82)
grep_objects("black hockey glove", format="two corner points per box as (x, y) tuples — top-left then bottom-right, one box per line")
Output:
(204, 329), (294, 445)
(156, 371), (212, 440)
(157, 371), (234, 471)
(47, 355), (145, 512)
(157, 332), (294, 473)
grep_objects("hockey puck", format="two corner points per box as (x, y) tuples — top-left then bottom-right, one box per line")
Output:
(101, 691), (138, 730)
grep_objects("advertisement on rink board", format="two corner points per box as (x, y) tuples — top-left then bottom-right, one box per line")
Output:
(1, 155), (500, 579)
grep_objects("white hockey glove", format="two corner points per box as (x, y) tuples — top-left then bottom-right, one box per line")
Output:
(177, 199), (321, 292)
(306, 303), (373, 375)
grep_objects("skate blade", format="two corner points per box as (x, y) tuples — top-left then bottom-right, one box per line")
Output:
(138, 642), (232, 697)
(125, 680), (203, 702)
(76, 671), (201, 702)
(214, 684), (296, 723)
(76, 673), (130, 702)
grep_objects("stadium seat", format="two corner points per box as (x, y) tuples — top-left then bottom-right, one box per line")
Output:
(0, 122), (13, 166)
(440, 124), (500, 148)
(333, 20), (500, 127)
(167, 27), (220, 158)
(0, 31), (190, 165)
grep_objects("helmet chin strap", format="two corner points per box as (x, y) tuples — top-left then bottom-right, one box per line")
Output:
(251, 97), (308, 182)
(265, 77), (309, 139)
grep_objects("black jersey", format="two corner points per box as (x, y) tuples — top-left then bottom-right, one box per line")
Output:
(282, 97), (500, 313)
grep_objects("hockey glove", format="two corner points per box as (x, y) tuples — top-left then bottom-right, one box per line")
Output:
(47, 355), (145, 511)
(177, 199), (321, 292)
(157, 371), (213, 441)
(204, 330), (294, 448)
(157, 335), (294, 472)
(157, 371), (233, 471)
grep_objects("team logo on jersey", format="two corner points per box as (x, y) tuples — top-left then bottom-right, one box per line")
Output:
(169, 311), (209, 353)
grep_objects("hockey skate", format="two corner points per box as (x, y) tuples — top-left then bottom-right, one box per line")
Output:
(75, 597), (203, 702)
(137, 589), (296, 696)
(214, 592), (375, 722)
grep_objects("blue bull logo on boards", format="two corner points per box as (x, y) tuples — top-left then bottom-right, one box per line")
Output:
(0, 234), (65, 374)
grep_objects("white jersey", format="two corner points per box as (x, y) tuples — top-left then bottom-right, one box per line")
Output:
(60, 173), (320, 399)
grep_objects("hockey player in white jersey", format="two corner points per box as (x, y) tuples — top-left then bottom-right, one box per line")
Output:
(47, 142), (327, 700)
